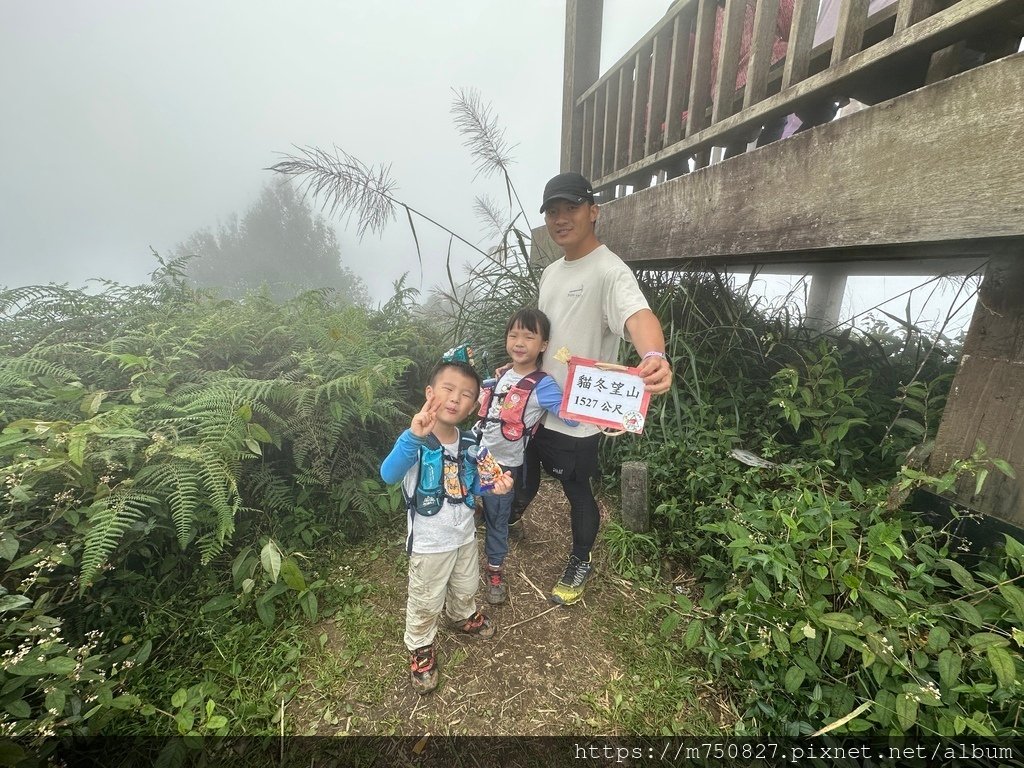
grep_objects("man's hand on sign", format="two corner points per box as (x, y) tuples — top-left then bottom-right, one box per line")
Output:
(638, 352), (672, 395)
(625, 309), (673, 395)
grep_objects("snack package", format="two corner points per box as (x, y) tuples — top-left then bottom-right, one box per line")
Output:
(474, 446), (504, 493)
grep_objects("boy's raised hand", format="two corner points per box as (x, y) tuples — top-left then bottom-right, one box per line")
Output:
(410, 393), (440, 438)
(491, 471), (514, 496)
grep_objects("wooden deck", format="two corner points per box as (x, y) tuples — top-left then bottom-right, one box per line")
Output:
(590, 53), (1024, 269)
(563, 0), (1024, 204)
(554, 0), (1024, 526)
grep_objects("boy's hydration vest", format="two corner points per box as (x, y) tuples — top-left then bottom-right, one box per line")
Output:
(404, 430), (479, 555)
(476, 370), (548, 442)
(406, 430), (479, 519)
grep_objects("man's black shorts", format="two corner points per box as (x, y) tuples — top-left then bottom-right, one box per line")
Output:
(532, 424), (601, 482)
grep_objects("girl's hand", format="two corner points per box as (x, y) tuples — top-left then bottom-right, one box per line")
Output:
(491, 471), (514, 496)
(410, 394), (440, 438)
(494, 361), (512, 378)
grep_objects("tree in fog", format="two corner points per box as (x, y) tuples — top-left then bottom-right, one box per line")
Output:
(176, 182), (368, 303)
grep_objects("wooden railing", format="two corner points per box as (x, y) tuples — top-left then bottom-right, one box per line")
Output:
(563, 0), (1024, 199)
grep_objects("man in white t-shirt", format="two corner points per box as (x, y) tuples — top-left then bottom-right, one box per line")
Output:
(517, 172), (673, 605)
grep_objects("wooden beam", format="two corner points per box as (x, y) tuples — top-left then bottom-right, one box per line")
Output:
(592, 54), (1024, 266)
(530, 226), (995, 274)
(729, 255), (989, 276)
(925, 41), (964, 85)
(592, 86), (606, 180)
(581, 97), (594, 182)
(932, 254), (1024, 527)
(561, 0), (603, 173)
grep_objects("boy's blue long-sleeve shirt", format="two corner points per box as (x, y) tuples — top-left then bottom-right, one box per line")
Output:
(380, 429), (428, 485)
(380, 429), (480, 554)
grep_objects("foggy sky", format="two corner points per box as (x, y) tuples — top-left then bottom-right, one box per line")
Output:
(0, 2), (978, 332)
(0, 1), (663, 301)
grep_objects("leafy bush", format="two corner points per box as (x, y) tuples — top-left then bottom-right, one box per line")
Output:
(600, 275), (1022, 737)
(0, 257), (435, 743)
(657, 451), (1021, 737)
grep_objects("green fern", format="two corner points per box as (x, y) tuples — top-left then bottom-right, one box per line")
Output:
(246, 466), (294, 512)
(80, 491), (160, 590)
(0, 355), (78, 384)
(137, 463), (199, 549)
(3, 267), (429, 604)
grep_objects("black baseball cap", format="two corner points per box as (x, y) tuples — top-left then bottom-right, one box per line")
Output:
(539, 172), (595, 213)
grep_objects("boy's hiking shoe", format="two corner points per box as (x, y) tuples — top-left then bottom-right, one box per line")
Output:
(409, 645), (438, 694)
(485, 565), (506, 605)
(507, 516), (525, 541)
(456, 610), (495, 638)
(549, 554), (593, 605)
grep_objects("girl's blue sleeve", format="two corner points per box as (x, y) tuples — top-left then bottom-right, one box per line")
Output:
(380, 430), (426, 484)
(535, 376), (580, 427)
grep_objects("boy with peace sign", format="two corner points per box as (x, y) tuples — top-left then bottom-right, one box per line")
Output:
(380, 360), (513, 694)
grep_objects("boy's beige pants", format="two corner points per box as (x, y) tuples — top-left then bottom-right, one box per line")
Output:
(405, 540), (479, 650)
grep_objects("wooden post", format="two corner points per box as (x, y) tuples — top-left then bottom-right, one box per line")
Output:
(932, 253), (1024, 528)
(782, 0), (822, 90)
(804, 266), (848, 332)
(832, 0), (870, 65)
(664, 11), (694, 147)
(895, 0), (940, 32)
(686, 0), (717, 138)
(561, 0), (604, 174)
(712, 0), (747, 125)
(744, 0), (782, 109)
(621, 461), (650, 533)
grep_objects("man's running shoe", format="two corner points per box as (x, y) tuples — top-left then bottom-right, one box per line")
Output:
(549, 554), (593, 605)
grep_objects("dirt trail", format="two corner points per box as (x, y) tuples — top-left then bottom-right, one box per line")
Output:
(295, 480), (630, 736)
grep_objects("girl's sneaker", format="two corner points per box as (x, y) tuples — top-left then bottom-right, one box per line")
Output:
(409, 644), (438, 694)
(485, 565), (506, 605)
(456, 610), (495, 638)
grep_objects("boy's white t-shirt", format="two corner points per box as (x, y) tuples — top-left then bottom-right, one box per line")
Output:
(538, 244), (650, 438)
